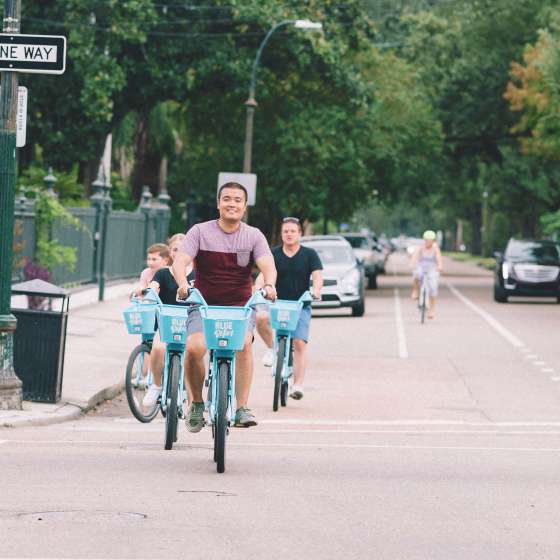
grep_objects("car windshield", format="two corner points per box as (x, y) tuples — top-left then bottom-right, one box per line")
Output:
(505, 240), (560, 264)
(308, 245), (355, 265)
(343, 236), (369, 249)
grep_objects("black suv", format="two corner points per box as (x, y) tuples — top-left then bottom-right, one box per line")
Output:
(494, 239), (560, 303)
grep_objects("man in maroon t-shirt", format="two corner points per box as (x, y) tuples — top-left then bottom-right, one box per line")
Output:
(173, 182), (277, 430)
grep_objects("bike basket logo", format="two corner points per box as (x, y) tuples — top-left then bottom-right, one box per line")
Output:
(171, 317), (186, 334)
(277, 310), (290, 322)
(130, 312), (142, 325)
(214, 320), (234, 338)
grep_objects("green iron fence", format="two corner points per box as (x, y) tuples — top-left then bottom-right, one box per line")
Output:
(12, 181), (171, 297)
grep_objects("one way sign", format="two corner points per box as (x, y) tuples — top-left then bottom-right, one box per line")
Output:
(0, 34), (66, 74)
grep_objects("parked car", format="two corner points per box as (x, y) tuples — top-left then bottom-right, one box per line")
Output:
(494, 238), (560, 303)
(340, 233), (378, 289)
(301, 235), (366, 316)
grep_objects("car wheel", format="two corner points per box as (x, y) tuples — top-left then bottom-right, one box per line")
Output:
(494, 285), (508, 303)
(367, 274), (377, 290)
(351, 298), (365, 317)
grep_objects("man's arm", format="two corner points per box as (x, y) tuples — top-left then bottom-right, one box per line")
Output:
(254, 272), (264, 291)
(173, 251), (194, 298)
(255, 255), (277, 300)
(311, 270), (323, 300)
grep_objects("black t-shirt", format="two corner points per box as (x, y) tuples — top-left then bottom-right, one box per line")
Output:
(272, 245), (323, 301)
(153, 268), (187, 306)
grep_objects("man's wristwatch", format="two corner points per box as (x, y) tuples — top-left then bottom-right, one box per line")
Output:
(262, 284), (274, 294)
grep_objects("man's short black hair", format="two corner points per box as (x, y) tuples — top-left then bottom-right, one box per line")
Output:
(217, 182), (248, 203)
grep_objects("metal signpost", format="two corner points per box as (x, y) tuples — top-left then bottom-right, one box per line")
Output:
(0, 0), (66, 410)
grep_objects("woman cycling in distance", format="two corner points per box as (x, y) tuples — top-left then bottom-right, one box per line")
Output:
(410, 230), (443, 319)
(142, 233), (194, 408)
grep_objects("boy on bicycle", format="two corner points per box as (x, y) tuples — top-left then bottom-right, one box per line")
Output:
(173, 182), (277, 431)
(131, 243), (170, 297)
(255, 217), (323, 400)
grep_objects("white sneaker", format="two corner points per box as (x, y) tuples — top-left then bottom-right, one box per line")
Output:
(262, 348), (274, 367)
(142, 384), (162, 408)
(290, 385), (304, 400)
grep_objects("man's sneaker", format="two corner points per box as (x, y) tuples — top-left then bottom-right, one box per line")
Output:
(290, 385), (304, 400)
(234, 407), (258, 428)
(142, 384), (161, 408)
(185, 402), (205, 433)
(262, 348), (274, 367)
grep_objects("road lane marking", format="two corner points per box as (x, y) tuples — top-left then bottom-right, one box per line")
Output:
(261, 419), (560, 427)
(542, 368), (555, 373)
(393, 288), (409, 359)
(533, 361), (546, 366)
(525, 354), (538, 360)
(551, 377), (560, 382)
(4, 439), (560, 453)
(446, 283), (524, 348)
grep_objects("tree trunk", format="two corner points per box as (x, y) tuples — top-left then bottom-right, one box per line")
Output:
(130, 115), (160, 201)
(470, 203), (483, 255)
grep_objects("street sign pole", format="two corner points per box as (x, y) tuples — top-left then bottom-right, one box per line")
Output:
(0, 0), (22, 409)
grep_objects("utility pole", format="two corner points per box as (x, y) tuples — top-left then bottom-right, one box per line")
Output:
(0, 0), (23, 409)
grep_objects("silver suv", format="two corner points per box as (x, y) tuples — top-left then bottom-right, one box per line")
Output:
(301, 235), (366, 317)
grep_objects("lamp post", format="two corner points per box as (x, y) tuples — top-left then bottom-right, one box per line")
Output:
(0, 0), (22, 410)
(242, 19), (323, 175)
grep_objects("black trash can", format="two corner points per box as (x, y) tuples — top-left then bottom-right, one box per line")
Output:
(11, 279), (70, 403)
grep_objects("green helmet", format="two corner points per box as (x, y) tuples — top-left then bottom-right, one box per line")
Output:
(423, 230), (436, 241)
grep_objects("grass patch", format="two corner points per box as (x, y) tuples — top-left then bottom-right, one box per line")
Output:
(444, 252), (496, 270)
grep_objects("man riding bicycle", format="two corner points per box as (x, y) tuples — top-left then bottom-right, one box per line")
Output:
(410, 230), (443, 319)
(255, 217), (323, 400)
(173, 182), (277, 431)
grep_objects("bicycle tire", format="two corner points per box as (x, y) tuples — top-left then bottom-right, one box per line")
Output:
(420, 286), (427, 324)
(215, 360), (229, 473)
(125, 343), (159, 423)
(273, 337), (286, 412)
(280, 381), (288, 407)
(164, 353), (180, 450)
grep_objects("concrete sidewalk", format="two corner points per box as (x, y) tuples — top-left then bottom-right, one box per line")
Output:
(1, 282), (134, 428)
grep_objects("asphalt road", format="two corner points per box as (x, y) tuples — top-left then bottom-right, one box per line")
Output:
(2, 253), (560, 559)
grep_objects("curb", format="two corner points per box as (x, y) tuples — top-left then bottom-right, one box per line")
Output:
(0, 380), (125, 430)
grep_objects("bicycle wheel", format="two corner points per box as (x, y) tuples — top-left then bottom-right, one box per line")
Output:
(215, 360), (229, 473)
(273, 337), (286, 412)
(164, 353), (180, 450)
(125, 343), (158, 423)
(420, 286), (427, 324)
(281, 340), (293, 407)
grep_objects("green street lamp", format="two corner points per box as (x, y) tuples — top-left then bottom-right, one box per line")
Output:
(242, 19), (323, 175)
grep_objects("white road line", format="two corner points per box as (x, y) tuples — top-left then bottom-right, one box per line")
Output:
(542, 368), (555, 373)
(393, 288), (409, 359)
(229, 442), (560, 452)
(447, 283), (524, 348)
(525, 354), (538, 360)
(533, 361), (546, 366)
(260, 419), (560, 427)
(551, 377), (560, 382)
(4, 439), (560, 453)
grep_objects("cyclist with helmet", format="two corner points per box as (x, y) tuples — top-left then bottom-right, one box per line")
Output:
(410, 230), (443, 319)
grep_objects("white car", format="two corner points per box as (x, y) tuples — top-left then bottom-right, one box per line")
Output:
(301, 235), (366, 317)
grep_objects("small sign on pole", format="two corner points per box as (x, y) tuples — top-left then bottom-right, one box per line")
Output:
(217, 172), (257, 206)
(16, 86), (27, 147)
(0, 34), (66, 74)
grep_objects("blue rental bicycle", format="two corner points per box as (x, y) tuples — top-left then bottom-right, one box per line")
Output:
(157, 293), (189, 450)
(186, 288), (267, 473)
(269, 291), (313, 411)
(123, 294), (158, 423)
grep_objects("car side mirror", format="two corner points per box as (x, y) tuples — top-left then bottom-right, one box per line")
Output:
(493, 251), (502, 260)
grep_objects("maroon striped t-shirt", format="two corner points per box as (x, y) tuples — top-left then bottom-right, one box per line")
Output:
(180, 220), (272, 306)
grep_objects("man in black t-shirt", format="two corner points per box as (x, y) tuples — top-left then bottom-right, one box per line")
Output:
(255, 218), (323, 400)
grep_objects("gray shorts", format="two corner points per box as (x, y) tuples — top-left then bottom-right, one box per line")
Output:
(186, 307), (256, 338)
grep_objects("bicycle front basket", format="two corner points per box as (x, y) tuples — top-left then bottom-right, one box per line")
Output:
(123, 303), (157, 335)
(200, 306), (251, 351)
(158, 304), (188, 344)
(269, 299), (302, 332)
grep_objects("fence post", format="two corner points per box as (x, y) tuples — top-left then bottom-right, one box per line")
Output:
(98, 181), (112, 302)
(90, 179), (104, 284)
(139, 185), (153, 254)
(156, 186), (171, 241)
